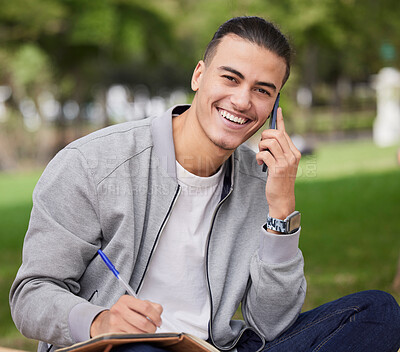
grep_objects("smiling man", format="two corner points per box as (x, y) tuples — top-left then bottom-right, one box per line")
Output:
(10, 16), (400, 352)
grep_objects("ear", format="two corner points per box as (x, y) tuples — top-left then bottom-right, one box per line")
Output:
(191, 60), (205, 92)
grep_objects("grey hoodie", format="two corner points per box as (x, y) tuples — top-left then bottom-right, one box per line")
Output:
(10, 105), (306, 352)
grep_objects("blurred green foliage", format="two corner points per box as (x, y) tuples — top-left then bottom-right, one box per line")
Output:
(0, 0), (399, 140)
(1, 0), (400, 99)
(0, 0), (176, 103)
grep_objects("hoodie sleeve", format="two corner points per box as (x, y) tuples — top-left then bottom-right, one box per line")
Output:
(9, 147), (105, 347)
(242, 227), (307, 341)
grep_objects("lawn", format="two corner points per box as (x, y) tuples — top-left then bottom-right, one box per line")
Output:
(297, 169), (400, 310)
(0, 139), (399, 350)
(0, 171), (41, 351)
(297, 140), (400, 309)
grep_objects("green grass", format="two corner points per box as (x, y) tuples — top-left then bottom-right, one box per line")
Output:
(0, 171), (41, 351)
(297, 139), (400, 181)
(296, 140), (400, 308)
(297, 169), (400, 310)
(1, 140), (400, 349)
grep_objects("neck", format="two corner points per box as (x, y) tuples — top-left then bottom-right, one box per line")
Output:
(172, 107), (232, 177)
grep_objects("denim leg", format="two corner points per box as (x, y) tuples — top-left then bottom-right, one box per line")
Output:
(239, 290), (400, 352)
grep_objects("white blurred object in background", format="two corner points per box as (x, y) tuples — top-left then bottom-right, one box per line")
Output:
(372, 67), (400, 147)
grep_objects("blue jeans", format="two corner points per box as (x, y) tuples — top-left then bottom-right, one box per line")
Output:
(113, 290), (400, 352)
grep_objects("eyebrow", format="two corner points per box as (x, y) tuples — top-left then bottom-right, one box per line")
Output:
(218, 66), (277, 92)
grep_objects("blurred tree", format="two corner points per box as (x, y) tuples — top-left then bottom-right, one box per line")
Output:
(160, 0), (399, 110)
(0, 0), (63, 107)
(0, 0), (180, 153)
(1, 0), (400, 158)
(251, 0), (400, 99)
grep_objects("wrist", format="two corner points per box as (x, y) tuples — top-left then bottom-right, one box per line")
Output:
(268, 207), (295, 220)
(90, 310), (109, 338)
(267, 197), (295, 220)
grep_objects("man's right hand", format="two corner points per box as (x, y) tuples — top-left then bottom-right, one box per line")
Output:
(90, 295), (163, 337)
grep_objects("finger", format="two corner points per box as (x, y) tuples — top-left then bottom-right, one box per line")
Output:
(128, 299), (163, 328)
(275, 108), (300, 161)
(283, 132), (302, 162)
(256, 148), (276, 167)
(109, 313), (150, 334)
(261, 117), (298, 161)
(113, 296), (162, 329)
(260, 130), (291, 156)
(258, 137), (299, 176)
(150, 302), (164, 316)
(276, 107), (286, 132)
(121, 308), (159, 333)
(274, 109), (296, 157)
(259, 134), (286, 159)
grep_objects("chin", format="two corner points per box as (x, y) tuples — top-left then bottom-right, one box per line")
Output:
(211, 138), (240, 151)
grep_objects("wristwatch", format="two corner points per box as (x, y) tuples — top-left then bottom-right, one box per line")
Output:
(264, 211), (301, 234)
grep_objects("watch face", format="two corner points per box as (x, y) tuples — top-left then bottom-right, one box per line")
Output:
(288, 212), (301, 232)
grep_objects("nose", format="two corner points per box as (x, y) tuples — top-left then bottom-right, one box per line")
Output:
(230, 87), (251, 112)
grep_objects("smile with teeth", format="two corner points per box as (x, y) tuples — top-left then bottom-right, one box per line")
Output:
(219, 109), (248, 125)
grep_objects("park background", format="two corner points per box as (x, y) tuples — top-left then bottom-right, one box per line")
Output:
(0, 0), (399, 350)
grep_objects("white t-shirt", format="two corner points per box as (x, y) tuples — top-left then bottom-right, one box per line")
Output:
(137, 161), (225, 339)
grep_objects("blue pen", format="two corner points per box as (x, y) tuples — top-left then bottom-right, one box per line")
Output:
(97, 249), (137, 298)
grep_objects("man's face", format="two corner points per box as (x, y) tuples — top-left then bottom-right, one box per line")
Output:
(191, 34), (287, 151)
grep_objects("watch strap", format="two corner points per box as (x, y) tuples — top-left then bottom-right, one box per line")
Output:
(264, 211), (301, 234)
(265, 216), (288, 233)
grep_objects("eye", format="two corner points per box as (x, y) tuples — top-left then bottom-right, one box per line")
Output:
(255, 87), (271, 97)
(222, 75), (238, 83)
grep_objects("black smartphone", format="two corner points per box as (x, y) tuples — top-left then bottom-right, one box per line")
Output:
(262, 93), (280, 172)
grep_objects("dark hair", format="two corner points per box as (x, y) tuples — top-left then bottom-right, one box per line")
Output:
(204, 16), (292, 86)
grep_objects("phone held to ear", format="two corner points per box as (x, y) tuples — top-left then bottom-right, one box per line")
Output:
(262, 93), (280, 172)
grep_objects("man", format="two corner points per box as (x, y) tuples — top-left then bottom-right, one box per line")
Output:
(10, 16), (400, 352)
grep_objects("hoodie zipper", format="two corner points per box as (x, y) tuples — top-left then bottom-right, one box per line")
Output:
(204, 181), (266, 352)
(205, 192), (265, 352)
(136, 185), (181, 295)
(204, 185), (234, 350)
